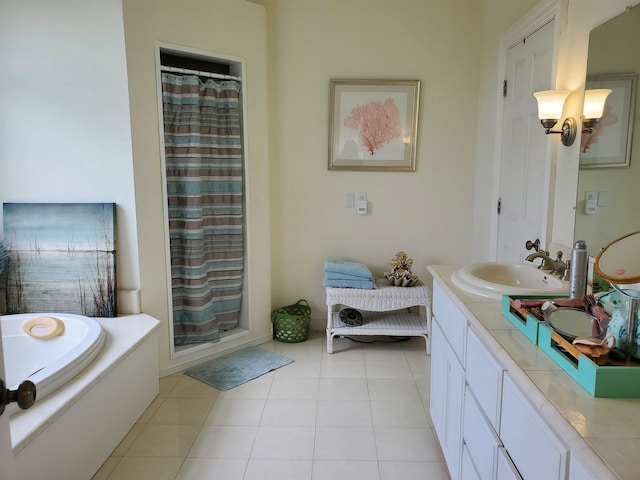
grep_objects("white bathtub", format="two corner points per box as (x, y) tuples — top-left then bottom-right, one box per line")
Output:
(8, 313), (161, 480)
(1, 313), (105, 416)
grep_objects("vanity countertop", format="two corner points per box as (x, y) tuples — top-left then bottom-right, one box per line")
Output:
(428, 265), (640, 480)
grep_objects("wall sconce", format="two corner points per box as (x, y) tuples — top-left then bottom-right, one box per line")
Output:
(582, 89), (611, 133)
(532, 90), (576, 146)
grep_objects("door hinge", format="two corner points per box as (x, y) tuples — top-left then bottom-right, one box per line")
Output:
(502, 80), (507, 98)
(497, 197), (502, 215)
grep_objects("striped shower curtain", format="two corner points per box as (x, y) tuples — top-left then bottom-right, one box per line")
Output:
(161, 73), (244, 346)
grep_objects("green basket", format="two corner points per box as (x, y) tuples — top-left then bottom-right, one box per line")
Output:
(272, 299), (311, 343)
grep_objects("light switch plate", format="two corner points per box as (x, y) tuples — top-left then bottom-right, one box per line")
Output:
(345, 192), (355, 208)
(597, 191), (609, 207)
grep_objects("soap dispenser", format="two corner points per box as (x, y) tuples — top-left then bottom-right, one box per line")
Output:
(569, 240), (589, 299)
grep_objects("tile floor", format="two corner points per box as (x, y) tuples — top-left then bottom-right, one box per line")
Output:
(92, 333), (450, 480)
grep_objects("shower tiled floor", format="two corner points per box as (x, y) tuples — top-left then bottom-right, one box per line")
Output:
(91, 333), (450, 480)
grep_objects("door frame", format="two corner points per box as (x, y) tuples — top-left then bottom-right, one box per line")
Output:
(154, 41), (250, 361)
(490, 0), (568, 259)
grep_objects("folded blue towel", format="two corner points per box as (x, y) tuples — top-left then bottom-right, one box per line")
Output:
(324, 271), (373, 281)
(323, 278), (376, 289)
(324, 259), (372, 279)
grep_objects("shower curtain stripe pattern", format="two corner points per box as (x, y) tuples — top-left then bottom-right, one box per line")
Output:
(162, 73), (244, 346)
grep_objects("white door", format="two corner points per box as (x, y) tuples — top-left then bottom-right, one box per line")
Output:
(497, 20), (555, 263)
(0, 318), (16, 480)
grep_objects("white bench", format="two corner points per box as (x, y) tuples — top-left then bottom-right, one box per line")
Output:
(325, 281), (432, 354)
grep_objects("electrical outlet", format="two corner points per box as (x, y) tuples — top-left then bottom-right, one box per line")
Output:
(357, 192), (367, 203)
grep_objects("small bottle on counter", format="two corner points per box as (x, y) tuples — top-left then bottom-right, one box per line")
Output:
(569, 240), (589, 299)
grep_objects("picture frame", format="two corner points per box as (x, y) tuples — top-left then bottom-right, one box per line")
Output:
(580, 73), (637, 168)
(328, 79), (420, 171)
(2, 203), (117, 317)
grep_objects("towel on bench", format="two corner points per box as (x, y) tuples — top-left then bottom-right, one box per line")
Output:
(323, 258), (375, 289)
(324, 259), (372, 279)
(322, 277), (376, 289)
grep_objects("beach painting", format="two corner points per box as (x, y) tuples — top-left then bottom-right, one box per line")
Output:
(2, 203), (116, 317)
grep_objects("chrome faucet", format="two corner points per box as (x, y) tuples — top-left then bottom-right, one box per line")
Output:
(524, 239), (567, 277)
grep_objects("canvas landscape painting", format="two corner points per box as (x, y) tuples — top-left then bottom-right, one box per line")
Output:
(2, 203), (116, 317)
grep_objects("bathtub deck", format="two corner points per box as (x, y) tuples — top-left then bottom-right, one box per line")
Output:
(10, 313), (160, 480)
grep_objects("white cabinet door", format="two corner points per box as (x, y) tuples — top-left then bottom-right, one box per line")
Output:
(497, 447), (523, 480)
(430, 318), (447, 438)
(431, 318), (465, 480)
(432, 282), (467, 364)
(461, 444), (482, 480)
(501, 373), (568, 480)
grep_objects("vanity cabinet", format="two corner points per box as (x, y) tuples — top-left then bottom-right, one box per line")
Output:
(430, 278), (571, 480)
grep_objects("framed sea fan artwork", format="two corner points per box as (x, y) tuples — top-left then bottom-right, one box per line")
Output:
(329, 79), (420, 171)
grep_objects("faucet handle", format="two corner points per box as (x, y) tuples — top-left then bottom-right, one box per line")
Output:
(526, 239), (541, 252)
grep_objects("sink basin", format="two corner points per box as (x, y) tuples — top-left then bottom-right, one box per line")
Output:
(451, 262), (568, 300)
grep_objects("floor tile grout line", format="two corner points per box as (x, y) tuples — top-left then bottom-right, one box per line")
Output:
(243, 370), (273, 477)
(94, 334), (448, 479)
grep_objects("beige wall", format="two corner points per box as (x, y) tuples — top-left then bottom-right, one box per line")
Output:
(266, 0), (482, 326)
(122, 0), (272, 374)
(0, 0), (139, 291)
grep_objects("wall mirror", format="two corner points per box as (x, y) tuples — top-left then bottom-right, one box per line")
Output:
(574, 4), (640, 254)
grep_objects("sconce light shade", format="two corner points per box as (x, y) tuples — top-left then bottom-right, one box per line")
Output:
(583, 89), (611, 119)
(532, 90), (576, 146)
(533, 90), (571, 120)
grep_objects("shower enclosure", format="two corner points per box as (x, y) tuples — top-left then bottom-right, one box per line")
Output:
(158, 47), (246, 352)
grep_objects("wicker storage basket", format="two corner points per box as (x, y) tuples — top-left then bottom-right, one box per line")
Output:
(272, 299), (311, 343)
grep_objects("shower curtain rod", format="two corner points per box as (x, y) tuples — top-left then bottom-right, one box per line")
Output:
(160, 65), (241, 81)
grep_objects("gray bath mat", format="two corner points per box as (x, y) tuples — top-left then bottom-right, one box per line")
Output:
(184, 346), (294, 391)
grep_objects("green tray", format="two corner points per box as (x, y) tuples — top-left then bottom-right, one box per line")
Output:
(537, 323), (640, 398)
(500, 295), (563, 344)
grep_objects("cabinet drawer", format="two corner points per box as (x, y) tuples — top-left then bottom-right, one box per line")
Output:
(433, 281), (467, 364)
(463, 387), (500, 480)
(501, 374), (568, 480)
(465, 326), (504, 431)
(568, 453), (597, 480)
